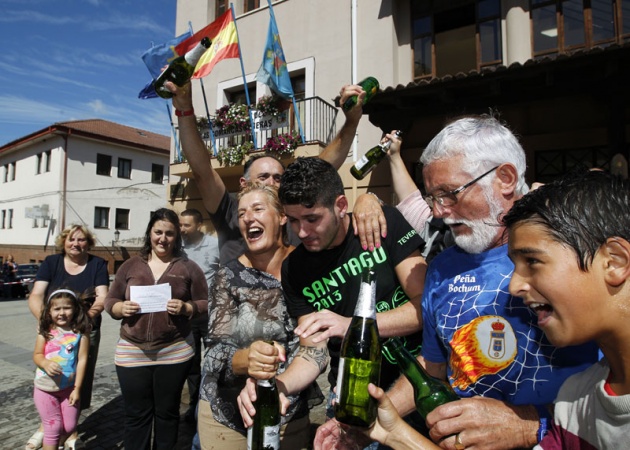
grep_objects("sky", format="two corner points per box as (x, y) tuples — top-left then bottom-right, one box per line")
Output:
(0, 0), (180, 146)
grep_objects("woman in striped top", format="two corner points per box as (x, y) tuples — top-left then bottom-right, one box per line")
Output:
(104, 208), (208, 450)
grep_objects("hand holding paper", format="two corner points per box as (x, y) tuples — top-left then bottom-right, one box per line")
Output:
(130, 283), (172, 314)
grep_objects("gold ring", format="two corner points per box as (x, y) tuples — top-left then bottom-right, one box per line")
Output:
(454, 433), (465, 450)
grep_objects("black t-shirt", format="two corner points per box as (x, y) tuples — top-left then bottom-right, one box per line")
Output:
(282, 206), (425, 389)
(36, 253), (109, 328)
(209, 190), (301, 264)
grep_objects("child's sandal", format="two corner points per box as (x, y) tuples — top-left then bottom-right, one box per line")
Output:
(24, 430), (44, 450)
(64, 437), (82, 450)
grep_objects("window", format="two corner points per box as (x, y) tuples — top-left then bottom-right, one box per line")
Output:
(412, 14), (433, 78)
(94, 207), (109, 229)
(244, 0), (260, 13)
(37, 151), (52, 174)
(6, 162), (16, 181)
(117, 158), (132, 179)
(291, 74), (306, 101)
(531, 0), (622, 57)
(623, 1), (630, 37)
(1, 210), (5, 229)
(535, 146), (614, 183)
(412, 0), (502, 79)
(97, 153), (112, 176)
(45, 150), (51, 172)
(152, 164), (164, 184)
(478, 0), (502, 66)
(115, 209), (130, 230)
(216, 0), (229, 18)
(227, 84), (256, 106)
(8, 209), (13, 228)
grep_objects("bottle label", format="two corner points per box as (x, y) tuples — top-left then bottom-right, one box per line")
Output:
(247, 424), (280, 450)
(334, 358), (346, 403)
(353, 156), (369, 171)
(354, 279), (376, 318)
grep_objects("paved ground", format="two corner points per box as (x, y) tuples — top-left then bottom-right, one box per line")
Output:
(0, 297), (329, 450)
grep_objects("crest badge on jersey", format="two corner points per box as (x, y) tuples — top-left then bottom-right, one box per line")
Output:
(448, 315), (517, 391)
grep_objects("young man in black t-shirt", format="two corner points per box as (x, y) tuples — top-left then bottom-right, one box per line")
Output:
(274, 157), (427, 413)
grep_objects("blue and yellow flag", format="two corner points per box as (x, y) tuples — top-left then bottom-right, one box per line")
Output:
(255, 5), (294, 100)
(138, 31), (192, 99)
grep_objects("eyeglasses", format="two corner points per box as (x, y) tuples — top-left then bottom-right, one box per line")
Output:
(424, 166), (499, 209)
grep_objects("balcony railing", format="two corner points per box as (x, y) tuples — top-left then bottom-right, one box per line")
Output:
(173, 96), (338, 163)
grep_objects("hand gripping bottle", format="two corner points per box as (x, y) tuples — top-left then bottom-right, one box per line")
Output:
(248, 342), (281, 450)
(343, 76), (379, 110)
(382, 337), (458, 419)
(351, 130), (402, 180)
(153, 37), (212, 99)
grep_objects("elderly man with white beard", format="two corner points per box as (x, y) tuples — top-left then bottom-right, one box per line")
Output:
(314, 115), (599, 450)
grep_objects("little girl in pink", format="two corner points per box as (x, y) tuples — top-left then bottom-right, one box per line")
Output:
(33, 289), (90, 450)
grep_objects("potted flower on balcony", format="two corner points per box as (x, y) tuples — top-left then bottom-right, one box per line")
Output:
(216, 141), (255, 167)
(255, 95), (282, 118)
(213, 103), (251, 134)
(262, 131), (302, 159)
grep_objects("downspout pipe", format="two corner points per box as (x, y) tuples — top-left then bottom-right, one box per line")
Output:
(61, 130), (71, 231)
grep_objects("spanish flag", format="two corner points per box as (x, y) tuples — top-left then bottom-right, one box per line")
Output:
(175, 9), (239, 79)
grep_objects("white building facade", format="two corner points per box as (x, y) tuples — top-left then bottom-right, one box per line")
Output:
(0, 119), (170, 272)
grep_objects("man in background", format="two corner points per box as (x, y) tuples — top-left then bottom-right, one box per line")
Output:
(180, 208), (219, 423)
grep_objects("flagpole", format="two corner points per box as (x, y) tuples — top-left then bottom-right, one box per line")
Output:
(166, 103), (183, 162)
(290, 96), (306, 144)
(188, 22), (218, 156)
(231, 3), (257, 150)
(266, 0), (305, 144)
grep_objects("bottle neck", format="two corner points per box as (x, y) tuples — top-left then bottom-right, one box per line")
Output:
(185, 41), (210, 66)
(384, 339), (430, 381)
(257, 378), (276, 387)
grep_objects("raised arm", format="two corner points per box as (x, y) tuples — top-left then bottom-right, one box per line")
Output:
(319, 84), (365, 169)
(386, 131), (419, 202)
(168, 81), (227, 214)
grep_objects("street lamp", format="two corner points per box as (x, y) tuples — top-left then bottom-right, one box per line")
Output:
(111, 229), (120, 254)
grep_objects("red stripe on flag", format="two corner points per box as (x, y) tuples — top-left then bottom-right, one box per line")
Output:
(193, 43), (239, 78)
(175, 10), (234, 56)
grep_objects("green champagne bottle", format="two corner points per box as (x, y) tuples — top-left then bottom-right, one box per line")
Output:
(153, 36), (212, 99)
(351, 130), (402, 180)
(382, 337), (459, 419)
(247, 376), (281, 450)
(334, 268), (381, 427)
(343, 76), (380, 110)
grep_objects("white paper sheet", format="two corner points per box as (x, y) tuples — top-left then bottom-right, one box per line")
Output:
(130, 283), (172, 314)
